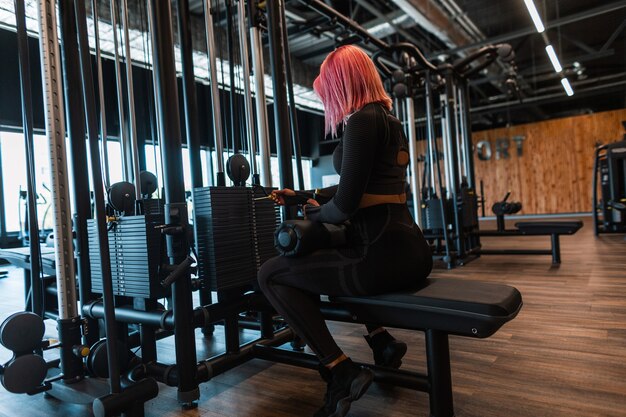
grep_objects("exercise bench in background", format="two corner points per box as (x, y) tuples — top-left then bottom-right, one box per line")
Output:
(480, 221), (583, 265)
(478, 193), (583, 265)
(254, 277), (523, 417)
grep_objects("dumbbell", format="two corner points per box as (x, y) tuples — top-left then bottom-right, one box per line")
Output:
(492, 192), (523, 216)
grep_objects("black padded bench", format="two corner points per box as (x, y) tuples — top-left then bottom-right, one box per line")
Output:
(480, 220), (583, 265)
(0, 247), (57, 276)
(255, 278), (522, 417)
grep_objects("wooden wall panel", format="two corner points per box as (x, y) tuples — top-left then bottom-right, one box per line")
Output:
(470, 109), (626, 215)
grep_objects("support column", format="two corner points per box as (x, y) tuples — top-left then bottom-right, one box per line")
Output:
(405, 97), (422, 227)
(37, 0), (82, 382)
(148, 0), (199, 405)
(267, 0), (294, 217)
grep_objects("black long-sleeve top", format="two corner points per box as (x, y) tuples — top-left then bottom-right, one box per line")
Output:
(306, 102), (409, 224)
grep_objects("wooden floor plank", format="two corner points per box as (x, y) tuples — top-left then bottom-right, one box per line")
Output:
(0, 216), (624, 416)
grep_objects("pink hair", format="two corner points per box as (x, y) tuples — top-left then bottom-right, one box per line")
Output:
(313, 45), (392, 137)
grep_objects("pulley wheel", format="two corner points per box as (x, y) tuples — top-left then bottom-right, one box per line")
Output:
(140, 171), (158, 197)
(226, 154), (250, 185)
(107, 182), (136, 213)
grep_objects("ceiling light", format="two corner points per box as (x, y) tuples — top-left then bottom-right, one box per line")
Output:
(561, 78), (574, 96)
(523, 0), (545, 33)
(545, 45), (562, 73)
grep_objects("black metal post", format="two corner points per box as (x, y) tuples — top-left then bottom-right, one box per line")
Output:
(425, 329), (454, 417)
(426, 72), (452, 265)
(176, 0), (214, 324)
(15, 0), (44, 319)
(57, 0), (95, 373)
(443, 70), (464, 259)
(279, 2), (304, 190)
(459, 80), (475, 189)
(74, 0), (123, 393)
(176, 0), (203, 193)
(551, 234), (561, 265)
(0, 145), (5, 247)
(267, 0), (295, 217)
(148, 0), (199, 405)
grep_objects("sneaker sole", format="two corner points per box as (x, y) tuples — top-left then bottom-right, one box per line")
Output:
(329, 369), (374, 417)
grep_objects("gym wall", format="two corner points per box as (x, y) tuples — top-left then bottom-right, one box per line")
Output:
(471, 108), (626, 215)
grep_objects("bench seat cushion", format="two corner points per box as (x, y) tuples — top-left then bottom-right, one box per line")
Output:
(0, 247), (57, 275)
(326, 278), (522, 338)
(515, 221), (582, 234)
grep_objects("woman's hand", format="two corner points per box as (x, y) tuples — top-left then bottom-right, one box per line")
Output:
(270, 189), (296, 205)
(303, 199), (320, 219)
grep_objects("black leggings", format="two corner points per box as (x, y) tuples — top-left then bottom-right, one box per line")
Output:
(258, 204), (432, 365)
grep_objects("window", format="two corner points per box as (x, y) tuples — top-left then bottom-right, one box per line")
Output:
(0, 131), (51, 233)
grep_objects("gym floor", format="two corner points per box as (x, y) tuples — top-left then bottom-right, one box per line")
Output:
(0, 216), (624, 417)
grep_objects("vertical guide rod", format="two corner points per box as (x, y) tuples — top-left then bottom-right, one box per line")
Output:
(225, 0), (239, 154)
(15, 0), (43, 318)
(236, 0), (259, 182)
(177, 0), (204, 192)
(204, 0), (226, 185)
(405, 97), (422, 227)
(91, 0), (110, 188)
(425, 75), (436, 192)
(279, 2), (304, 190)
(459, 80), (475, 189)
(267, 0), (295, 217)
(120, 0), (142, 198)
(249, 2), (272, 186)
(452, 84), (464, 182)
(110, 0), (132, 182)
(74, 0), (121, 394)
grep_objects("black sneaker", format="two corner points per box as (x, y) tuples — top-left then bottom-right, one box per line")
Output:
(313, 359), (373, 417)
(364, 331), (407, 369)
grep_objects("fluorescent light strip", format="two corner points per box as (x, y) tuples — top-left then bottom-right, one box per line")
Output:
(561, 78), (574, 96)
(523, 0), (545, 33)
(545, 45), (563, 73)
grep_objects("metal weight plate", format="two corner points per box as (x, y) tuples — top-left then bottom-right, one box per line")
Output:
(1, 354), (47, 393)
(0, 312), (45, 353)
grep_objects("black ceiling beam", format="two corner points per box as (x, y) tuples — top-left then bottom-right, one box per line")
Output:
(470, 48), (617, 87)
(471, 78), (626, 115)
(295, 0), (390, 51)
(431, 1), (626, 58)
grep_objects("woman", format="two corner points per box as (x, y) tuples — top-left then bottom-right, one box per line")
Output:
(258, 45), (432, 417)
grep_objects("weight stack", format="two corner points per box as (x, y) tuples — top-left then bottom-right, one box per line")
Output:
(195, 187), (280, 291)
(142, 198), (164, 216)
(252, 187), (281, 270)
(421, 198), (448, 231)
(460, 189), (479, 229)
(87, 214), (166, 299)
